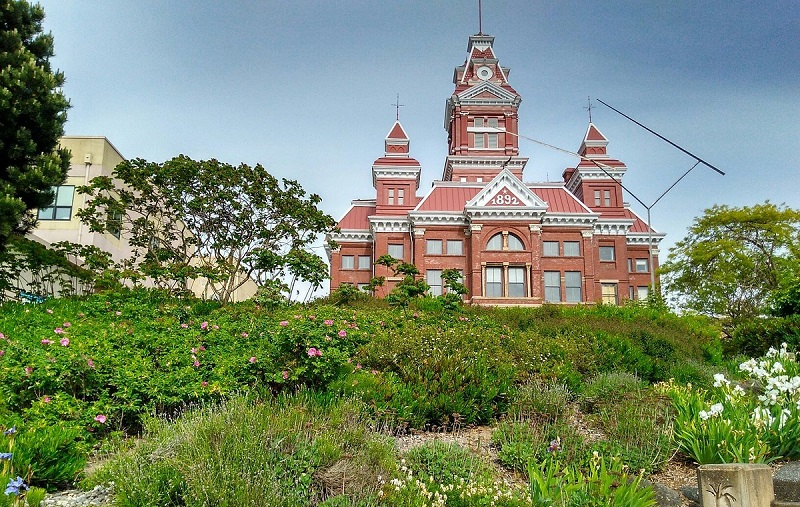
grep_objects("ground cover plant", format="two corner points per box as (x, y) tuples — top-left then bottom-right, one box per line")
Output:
(0, 288), (725, 502)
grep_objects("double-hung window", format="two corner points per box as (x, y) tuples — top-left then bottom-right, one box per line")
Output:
(341, 256), (355, 270)
(388, 244), (404, 260)
(426, 239), (443, 254)
(427, 270), (443, 296)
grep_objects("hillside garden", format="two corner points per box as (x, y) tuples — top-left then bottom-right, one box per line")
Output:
(3, 288), (797, 506)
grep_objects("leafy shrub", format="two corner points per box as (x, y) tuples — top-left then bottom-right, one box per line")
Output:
(729, 315), (800, 357)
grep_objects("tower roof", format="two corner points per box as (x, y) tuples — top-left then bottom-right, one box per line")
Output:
(382, 120), (412, 157)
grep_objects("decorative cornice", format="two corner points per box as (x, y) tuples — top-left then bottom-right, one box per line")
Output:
(327, 230), (373, 243)
(626, 232), (666, 246)
(442, 155), (528, 181)
(593, 219), (635, 236)
(372, 166), (421, 187)
(369, 216), (411, 233)
(465, 207), (547, 221)
(408, 212), (469, 227)
(565, 166), (627, 193)
(541, 213), (599, 228)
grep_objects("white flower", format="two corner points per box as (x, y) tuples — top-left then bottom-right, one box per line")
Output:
(732, 385), (745, 396)
(709, 403), (724, 417)
(713, 373), (730, 387)
(772, 362), (785, 374)
(699, 410), (710, 421)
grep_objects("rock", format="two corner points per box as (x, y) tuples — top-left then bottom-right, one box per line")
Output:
(41, 484), (113, 507)
(680, 484), (700, 503)
(774, 461), (800, 502)
(641, 479), (683, 507)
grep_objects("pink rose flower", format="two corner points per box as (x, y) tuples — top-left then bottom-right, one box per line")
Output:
(241, 332), (249, 338)
(201, 321), (208, 330)
(282, 370), (289, 380)
(46, 309), (53, 314)
(324, 320), (334, 326)
(212, 325), (219, 330)
(60, 337), (69, 347)
(181, 323), (188, 329)
(54, 327), (64, 334)
(279, 321), (289, 327)
(24, 366), (32, 376)
(115, 311), (122, 316)
(193, 360), (200, 367)
(87, 359), (95, 368)
(202, 381), (209, 387)
(94, 414), (107, 424)
(63, 322), (71, 328)
(0, 333), (4, 339)
(308, 315), (316, 320)
(41, 339), (53, 345)
(249, 356), (257, 363)
(0, 350), (4, 356)
(338, 330), (347, 338)
(43, 396), (51, 403)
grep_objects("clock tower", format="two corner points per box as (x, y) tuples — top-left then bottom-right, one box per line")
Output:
(442, 34), (528, 182)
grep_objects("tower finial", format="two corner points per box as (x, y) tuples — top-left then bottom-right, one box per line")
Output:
(392, 93), (404, 121)
(478, 0), (483, 34)
(584, 96), (594, 123)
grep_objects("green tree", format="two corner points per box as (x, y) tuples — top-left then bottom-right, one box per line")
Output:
(375, 254), (429, 310)
(0, 0), (70, 249)
(76, 156), (336, 303)
(661, 202), (800, 320)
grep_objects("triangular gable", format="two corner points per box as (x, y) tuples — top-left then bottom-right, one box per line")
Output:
(457, 80), (518, 102)
(386, 121), (408, 140)
(466, 169), (548, 209)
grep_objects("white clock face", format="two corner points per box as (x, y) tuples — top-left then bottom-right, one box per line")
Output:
(477, 66), (493, 80)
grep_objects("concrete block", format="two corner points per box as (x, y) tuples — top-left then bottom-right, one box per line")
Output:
(698, 463), (774, 507)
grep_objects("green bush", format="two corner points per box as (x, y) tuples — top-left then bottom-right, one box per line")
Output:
(729, 315), (800, 357)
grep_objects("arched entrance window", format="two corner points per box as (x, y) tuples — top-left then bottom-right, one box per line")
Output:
(486, 232), (525, 251)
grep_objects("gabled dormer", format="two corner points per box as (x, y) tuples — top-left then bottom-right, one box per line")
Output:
(563, 123), (628, 217)
(443, 33), (527, 182)
(372, 120), (421, 215)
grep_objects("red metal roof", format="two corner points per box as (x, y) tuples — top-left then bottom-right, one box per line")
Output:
(586, 124), (607, 141)
(416, 186), (481, 212)
(577, 158), (626, 168)
(415, 184), (590, 214)
(372, 156), (421, 166)
(338, 204), (374, 230)
(530, 187), (590, 213)
(387, 122), (408, 140)
(622, 208), (655, 233)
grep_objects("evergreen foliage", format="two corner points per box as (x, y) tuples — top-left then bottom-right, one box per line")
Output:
(0, 0), (70, 249)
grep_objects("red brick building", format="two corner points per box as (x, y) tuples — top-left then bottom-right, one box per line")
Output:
(327, 33), (663, 305)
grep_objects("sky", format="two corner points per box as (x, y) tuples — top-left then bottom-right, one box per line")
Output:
(35, 0), (800, 294)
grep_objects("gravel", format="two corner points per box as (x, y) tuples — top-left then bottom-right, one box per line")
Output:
(40, 484), (113, 507)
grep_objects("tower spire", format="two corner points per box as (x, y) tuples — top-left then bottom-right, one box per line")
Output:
(478, 0), (483, 34)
